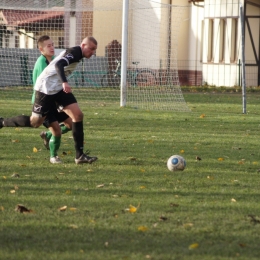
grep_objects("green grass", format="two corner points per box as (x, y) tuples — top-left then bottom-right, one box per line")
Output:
(1, 90), (260, 260)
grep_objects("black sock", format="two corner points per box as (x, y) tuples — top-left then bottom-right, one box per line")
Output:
(72, 121), (84, 159)
(3, 115), (31, 127)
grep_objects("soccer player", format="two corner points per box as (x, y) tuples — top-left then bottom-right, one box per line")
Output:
(0, 36), (98, 165)
(33, 35), (72, 164)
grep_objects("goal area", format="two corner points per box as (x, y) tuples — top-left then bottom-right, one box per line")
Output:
(0, 0), (190, 112)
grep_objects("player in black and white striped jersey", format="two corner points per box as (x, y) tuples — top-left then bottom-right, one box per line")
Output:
(0, 36), (98, 165)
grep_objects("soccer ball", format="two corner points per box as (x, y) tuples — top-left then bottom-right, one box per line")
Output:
(167, 155), (186, 171)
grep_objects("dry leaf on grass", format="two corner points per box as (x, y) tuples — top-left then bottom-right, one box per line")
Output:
(125, 203), (140, 213)
(15, 204), (33, 213)
(138, 226), (148, 232)
(96, 184), (105, 188)
(189, 243), (199, 249)
(159, 216), (168, 221)
(248, 215), (260, 224)
(68, 224), (78, 229)
(59, 206), (67, 211)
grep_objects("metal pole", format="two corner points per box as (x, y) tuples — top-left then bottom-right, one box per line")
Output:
(238, 59), (241, 87)
(240, 2), (246, 114)
(120, 0), (129, 107)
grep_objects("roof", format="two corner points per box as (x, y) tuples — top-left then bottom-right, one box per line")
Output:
(0, 9), (64, 27)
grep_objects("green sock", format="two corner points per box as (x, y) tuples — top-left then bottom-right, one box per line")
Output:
(49, 136), (61, 158)
(46, 131), (52, 140)
(60, 125), (71, 134)
(46, 126), (70, 140)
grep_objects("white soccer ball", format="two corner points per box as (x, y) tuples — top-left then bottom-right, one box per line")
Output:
(167, 155), (186, 171)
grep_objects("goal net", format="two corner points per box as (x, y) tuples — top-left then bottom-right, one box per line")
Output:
(0, 0), (189, 111)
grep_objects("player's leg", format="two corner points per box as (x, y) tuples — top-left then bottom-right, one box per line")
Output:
(30, 90), (53, 128)
(0, 115), (31, 128)
(40, 109), (72, 150)
(40, 105), (63, 163)
(0, 114), (45, 128)
(57, 91), (98, 164)
(48, 121), (62, 164)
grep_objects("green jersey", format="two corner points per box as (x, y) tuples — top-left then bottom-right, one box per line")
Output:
(31, 54), (55, 103)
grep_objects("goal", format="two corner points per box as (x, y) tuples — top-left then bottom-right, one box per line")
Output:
(0, 0), (189, 112)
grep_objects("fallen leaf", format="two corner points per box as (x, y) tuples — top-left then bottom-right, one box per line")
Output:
(140, 186), (146, 189)
(68, 224), (78, 229)
(59, 206), (67, 211)
(189, 243), (199, 249)
(196, 156), (202, 161)
(231, 198), (237, 202)
(11, 173), (20, 178)
(33, 147), (38, 153)
(10, 190), (16, 194)
(15, 204), (32, 213)
(126, 203), (140, 213)
(96, 184), (104, 188)
(69, 207), (77, 211)
(218, 157), (224, 161)
(159, 216), (168, 221)
(170, 203), (179, 207)
(183, 223), (194, 228)
(180, 150), (185, 154)
(248, 215), (260, 224)
(138, 226), (148, 232)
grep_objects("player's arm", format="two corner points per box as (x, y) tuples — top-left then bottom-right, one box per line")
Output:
(55, 59), (71, 93)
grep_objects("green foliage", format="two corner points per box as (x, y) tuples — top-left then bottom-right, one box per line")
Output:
(1, 90), (260, 259)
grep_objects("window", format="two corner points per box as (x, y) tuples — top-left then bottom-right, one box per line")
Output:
(200, 20), (204, 62)
(219, 19), (226, 62)
(15, 35), (19, 48)
(58, 37), (64, 49)
(230, 18), (238, 62)
(208, 19), (214, 62)
(5, 34), (9, 47)
(71, 0), (76, 9)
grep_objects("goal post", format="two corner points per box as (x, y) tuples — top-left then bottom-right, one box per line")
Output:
(0, 0), (190, 112)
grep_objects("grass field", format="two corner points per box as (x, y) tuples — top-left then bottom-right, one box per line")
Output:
(1, 89), (260, 260)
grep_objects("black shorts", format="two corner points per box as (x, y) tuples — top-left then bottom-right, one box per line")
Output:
(32, 90), (77, 117)
(42, 102), (70, 128)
